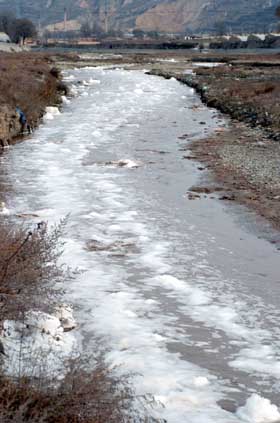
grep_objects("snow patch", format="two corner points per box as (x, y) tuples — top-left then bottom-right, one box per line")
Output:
(1, 309), (77, 377)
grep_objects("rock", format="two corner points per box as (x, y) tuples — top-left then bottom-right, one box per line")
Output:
(0, 105), (21, 146)
(187, 192), (201, 200)
(219, 194), (235, 201)
(0, 139), (9, 148)
(16, 213), (40, 218)
(0, 340), (7, 357)
(183, 155), (197, 160)
(190, 186), (212, 194)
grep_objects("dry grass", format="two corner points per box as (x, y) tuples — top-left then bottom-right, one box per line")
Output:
(0, 363), (158, 423)
(194, 63), (280, 133)
(0, 53), (66, 128)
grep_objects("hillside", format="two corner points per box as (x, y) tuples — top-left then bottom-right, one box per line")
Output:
(0, 0), (278, 34)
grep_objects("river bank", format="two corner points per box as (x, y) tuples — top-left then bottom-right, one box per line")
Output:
(0, 52), (67, 148)
(143, 52), (280, 236)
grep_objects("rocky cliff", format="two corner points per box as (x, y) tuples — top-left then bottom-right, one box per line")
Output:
(0, 0), (278, 33)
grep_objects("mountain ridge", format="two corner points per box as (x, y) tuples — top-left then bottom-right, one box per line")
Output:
(0, 0), (278, 34)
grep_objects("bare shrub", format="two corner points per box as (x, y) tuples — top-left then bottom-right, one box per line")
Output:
(0, 361), (160, 423)
(0, 220), (67, 323)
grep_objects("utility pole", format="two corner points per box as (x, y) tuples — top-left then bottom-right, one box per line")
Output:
(104, 0), (109, 33)
(38, 12), (42, 36)
(64, 7), (67, 32)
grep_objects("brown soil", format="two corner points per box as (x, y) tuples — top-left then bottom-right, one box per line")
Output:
(0, 52), (67, 147)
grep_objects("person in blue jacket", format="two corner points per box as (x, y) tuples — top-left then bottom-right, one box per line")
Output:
(16, 107), (31, 134)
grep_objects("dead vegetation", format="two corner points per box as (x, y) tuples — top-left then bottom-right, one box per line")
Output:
(0, 53), (67, 131)
(192, 62), (280, 138)
(0, 362), (157, 423)
(0, 220), (66, 323)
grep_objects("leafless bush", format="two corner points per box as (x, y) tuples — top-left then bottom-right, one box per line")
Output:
(0, 360), (161, 423)
(0, 220), (67, 323)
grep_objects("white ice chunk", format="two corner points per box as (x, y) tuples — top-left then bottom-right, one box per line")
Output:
(236, 394), (280, 423)
(44, 106), (60, 121)
(0, 202), (10, 215)
(61, 95), (70, 104)
(54, 304), (77, 332)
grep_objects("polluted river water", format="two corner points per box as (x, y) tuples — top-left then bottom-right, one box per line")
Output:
(2, 66), (280, 422)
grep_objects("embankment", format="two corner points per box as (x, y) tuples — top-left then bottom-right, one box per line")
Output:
(0, 52), (67, 147)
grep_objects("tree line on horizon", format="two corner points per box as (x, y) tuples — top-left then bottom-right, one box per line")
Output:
(0, 11), (36, 43)
(1, 3), (280, 43)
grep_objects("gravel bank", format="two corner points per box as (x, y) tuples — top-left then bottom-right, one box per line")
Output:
(147, 54), (280, 235)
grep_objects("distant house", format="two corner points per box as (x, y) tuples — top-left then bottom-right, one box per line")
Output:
(0, 32), (11, 43)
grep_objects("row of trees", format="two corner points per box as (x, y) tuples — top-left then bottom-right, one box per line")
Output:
(0, 12), (36, 43)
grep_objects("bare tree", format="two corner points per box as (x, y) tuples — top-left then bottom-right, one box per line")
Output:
(12, 18), (37, 44)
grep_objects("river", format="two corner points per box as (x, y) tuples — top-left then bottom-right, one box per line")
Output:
(2, 66), (280, 422)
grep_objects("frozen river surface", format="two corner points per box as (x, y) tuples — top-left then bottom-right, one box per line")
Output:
(2, 67), (280, 422)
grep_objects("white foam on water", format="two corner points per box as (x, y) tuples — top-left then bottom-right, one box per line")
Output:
(83, 78), (101, 86)
(230, 346), (280, 377)
(4, 66), (280, 422)
(63, 74), (75, 81)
